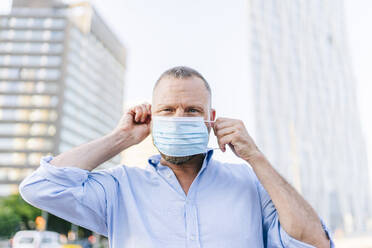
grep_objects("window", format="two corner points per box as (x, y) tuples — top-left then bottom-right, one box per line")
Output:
(28, 153), (44, 165)
(26, 138), (53, 150)
(20, 68), (61, 80)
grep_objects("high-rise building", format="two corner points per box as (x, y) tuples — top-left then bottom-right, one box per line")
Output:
(247, 0), (370, 234)
(0, 0), (125, 195)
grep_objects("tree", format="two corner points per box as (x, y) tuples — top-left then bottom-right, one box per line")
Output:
(0, 194), (41, 238)
(0, 207), (20, 238)
(0, 194), (93, 239)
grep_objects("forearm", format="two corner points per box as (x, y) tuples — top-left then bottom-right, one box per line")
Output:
(50, 130), (133, 171)
(247, 154), (330, 248)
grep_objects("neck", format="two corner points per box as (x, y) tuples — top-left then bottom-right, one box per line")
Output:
(160, 154), (206, 177)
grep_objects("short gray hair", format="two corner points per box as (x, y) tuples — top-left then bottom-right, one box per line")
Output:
(154, 66), (212, 97)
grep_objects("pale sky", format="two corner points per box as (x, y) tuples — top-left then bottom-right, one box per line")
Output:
(1, 0), (371, 182)
(92, 0), (253, 121)
(344, 0), (372, 193)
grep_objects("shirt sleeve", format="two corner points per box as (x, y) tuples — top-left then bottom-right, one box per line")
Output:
(19, 155), (119, 237)
(253, 173), (335, 248)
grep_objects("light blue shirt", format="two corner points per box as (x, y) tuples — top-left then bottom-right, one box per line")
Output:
(19, 149), (334, 248)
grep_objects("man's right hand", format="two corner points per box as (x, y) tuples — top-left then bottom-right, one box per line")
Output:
(113, 103), (152, 146)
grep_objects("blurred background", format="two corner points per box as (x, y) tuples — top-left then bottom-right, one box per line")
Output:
(0, 0), (371, 247)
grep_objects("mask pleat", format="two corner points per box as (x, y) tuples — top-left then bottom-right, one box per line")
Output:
(152, 116), (209, 157)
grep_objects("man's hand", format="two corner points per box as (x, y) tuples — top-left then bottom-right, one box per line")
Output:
(213, 117), (261, 161)
(113, 103), (152, 146)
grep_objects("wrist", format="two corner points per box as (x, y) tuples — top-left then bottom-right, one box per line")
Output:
(108, 129), (134, 151)
(244, 151), (266, 165)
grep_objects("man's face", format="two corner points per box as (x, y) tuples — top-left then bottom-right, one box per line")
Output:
(152, 76), (216, 164)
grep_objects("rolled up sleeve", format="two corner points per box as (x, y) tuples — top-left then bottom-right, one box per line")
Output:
(19, 156), (117, 236)
(276, 218), (334, 248)
(253, 174), (334, 248)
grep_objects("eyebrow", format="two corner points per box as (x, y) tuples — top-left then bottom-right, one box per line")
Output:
(157, 104), (204, 108)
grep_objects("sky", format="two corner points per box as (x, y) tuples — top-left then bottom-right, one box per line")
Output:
(93, 0), (253, 121)
(0, 0), (371, 181)
(344, 0), (372, 193)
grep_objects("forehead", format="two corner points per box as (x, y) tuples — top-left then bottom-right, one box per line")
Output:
(152, 76), (210, 107)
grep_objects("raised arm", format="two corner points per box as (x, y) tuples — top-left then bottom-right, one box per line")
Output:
(19, 103), (152, 235)
(50, 103), (152, 171)
(213, 117), (332, 248)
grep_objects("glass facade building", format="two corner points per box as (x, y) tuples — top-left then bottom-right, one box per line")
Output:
(248, 0), (371, 234)
(0, 0), (125, 195)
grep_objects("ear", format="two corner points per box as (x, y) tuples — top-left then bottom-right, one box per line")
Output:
(210, 108), (216, 121)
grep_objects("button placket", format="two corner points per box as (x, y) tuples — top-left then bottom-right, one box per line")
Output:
(184, 159), (209, 248)
(157, 166), (186, 198)
(185, 199), (201, 248)
(155, 155), (210, 247)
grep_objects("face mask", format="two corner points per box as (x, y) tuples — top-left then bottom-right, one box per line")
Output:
(152, 116), (210, 157)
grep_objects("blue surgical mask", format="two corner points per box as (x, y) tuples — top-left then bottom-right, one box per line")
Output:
(152, 116), (210, 157)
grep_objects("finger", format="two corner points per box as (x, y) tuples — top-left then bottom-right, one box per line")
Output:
(218, 133), (235, 152)
(139, 104), (148, 123)
(127, 106), (136, 116)
(134, 106), (143, 122)
(212, 121), (219, 136)
(125, 107), (137, 123)
(214, 119), (235, 131)
(215, 126), (235, 138)
(144, 104), (151, 114)
(205, 119), (214, 129)
(214, 122), (234, 136)
(145, 104), (152, 124)
(144, 104), (152, 116)
(215, 117), (232, 124)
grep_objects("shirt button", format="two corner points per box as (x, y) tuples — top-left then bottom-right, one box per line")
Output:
(189, 234), (196, 240)
(166, 173), (172, 178)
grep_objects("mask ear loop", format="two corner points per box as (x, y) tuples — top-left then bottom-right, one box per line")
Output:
(204, 120), (222, 150)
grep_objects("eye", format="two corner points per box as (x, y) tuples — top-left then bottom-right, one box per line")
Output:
(162, 108), (173, 112)
(187, 108), (199, 113)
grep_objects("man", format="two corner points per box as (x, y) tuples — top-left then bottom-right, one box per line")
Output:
(20, 66), (333, 248)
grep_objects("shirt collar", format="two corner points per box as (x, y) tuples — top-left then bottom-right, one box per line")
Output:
(147, 148), (214, 171)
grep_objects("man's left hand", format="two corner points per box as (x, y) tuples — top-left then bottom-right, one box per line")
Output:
(213, 117), (261, 161)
